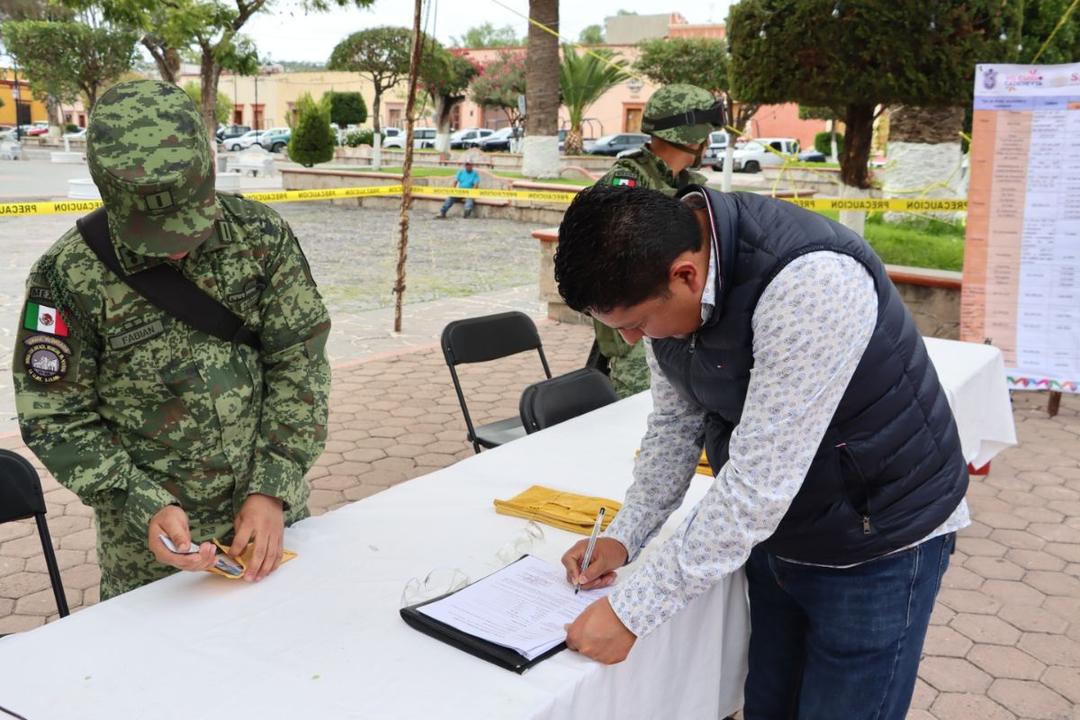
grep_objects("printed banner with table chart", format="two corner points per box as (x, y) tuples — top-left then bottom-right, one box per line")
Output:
(962, 62), (1080, 394)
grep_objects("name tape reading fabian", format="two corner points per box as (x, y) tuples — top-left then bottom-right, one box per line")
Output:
(0, 187), (968, 217)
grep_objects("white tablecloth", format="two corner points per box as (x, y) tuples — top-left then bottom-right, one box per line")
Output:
(0, 339), (1016, 720)
(0, 394), (748, 720)
(925, 338), (1018, 468)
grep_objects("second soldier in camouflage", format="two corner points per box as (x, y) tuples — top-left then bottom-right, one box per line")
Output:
(592, 84), (721, 398)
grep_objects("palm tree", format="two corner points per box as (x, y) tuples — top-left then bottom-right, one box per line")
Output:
(522, 0), (559, 178)
(560, 45), (629, 156)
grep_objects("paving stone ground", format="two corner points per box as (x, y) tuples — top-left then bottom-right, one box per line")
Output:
(0, 297), (1078, 717)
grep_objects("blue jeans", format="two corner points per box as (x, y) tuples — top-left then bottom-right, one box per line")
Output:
(744, 533), (954, 720)
(440, 196), (475, 216)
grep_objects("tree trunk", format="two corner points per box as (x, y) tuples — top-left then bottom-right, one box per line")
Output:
(434, 95), (451, 156)
(889, 105), (964, 144)
(883, 105), (966, 224)
(394, 0), (425, 334)
(199, 50), (222, 137)
(522, 0), (560, 178)
(46, 95), (63, 134)
(839, 103), (875, 189)
(371, 90), (382, 170)
(564, 125), (583, 156)
(142, 36), (180, 84)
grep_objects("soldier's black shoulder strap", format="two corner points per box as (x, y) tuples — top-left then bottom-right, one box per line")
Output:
(76, 207), (260, 351)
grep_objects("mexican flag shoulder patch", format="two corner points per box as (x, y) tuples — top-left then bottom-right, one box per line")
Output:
(611, 175), (637, 188)
(24, 302), (69, 337)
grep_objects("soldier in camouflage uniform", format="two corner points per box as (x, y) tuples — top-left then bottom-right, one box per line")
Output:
(592, 84), (722, 398)
(13, 80), (331, 599)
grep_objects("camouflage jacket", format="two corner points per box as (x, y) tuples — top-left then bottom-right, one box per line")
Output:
(597, 144), (709, 197)
(590, 145), (708, 398)
(14, 194), (331, 545)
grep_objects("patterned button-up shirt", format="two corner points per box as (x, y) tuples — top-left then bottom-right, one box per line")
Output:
(603, 249), (969, 638)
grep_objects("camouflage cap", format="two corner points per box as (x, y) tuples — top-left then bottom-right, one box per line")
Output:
(87, 80), (219, 258)
(641, 84), (718, 145)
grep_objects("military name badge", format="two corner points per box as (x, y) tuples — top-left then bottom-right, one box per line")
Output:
(23, 335), (71, 384)
(611, 175), (637, 188)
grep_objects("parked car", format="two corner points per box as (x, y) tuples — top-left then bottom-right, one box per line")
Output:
(450, 127), (494, 149)
(257, 128), (292, 153)
(478, 127), (516, 152)
(216, 124), (251, 143)
(585, 132), (648, 156)
(382, 126), (436, 149)
(720, 137), (800, 172)
(704, 130), (730, 169)
(222, 129), (263, 151)
(381, 127), (404, 148)
(23, 122), (49, 137)
(63, 127), (87, 140)
(797, 149), (827, 163)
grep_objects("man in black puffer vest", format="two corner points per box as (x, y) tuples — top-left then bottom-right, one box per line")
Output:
(556, 185), (968, 720)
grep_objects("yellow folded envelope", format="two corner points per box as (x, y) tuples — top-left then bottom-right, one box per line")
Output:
(635, 448), (714, 476)
(494, 485), (621, 535)
(209, 539), (297, 580)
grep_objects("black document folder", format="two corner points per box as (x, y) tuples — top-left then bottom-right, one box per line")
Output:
(399, 556), (567, 674)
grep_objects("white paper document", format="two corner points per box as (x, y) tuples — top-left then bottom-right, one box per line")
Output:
(417, 555), (613, 660)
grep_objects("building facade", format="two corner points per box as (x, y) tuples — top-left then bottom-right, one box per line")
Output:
(0, 69), (49, 127)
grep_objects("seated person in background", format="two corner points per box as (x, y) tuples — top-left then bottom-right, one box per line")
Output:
(437, 160), (480, 219)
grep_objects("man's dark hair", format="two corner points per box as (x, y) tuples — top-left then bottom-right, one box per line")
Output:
(555, 185), (703, 313)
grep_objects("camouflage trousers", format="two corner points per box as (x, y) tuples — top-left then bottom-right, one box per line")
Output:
(93, 502), (233, 599)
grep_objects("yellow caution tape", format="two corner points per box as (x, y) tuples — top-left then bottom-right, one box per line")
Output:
(785, 197), (967, 212)
(0, 185), (966, 217)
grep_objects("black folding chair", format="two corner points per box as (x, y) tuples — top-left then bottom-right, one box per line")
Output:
(441, 311), (553, 453)
(0, 450), (69, 622)
(519, 368), (619, 434)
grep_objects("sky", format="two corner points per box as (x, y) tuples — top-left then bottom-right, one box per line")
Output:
(244, 0), (736, 64)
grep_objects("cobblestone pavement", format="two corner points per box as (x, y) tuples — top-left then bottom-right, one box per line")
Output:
(0, 311), (1078, 718)
(0, 203), (542, 433)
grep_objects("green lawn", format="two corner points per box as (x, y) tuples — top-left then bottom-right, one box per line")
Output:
(817, 211), (965, 271)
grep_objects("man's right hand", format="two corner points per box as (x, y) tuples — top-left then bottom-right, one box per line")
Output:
(561, 537), (629, 591)
(148, 505), (218, 572)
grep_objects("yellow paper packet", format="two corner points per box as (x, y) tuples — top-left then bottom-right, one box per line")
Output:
(494, 485), (621, 535)
(208, 539), (297, 580)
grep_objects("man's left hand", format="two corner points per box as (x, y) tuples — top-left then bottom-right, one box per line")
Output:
(565, 597), (636, 664)
(230, 493), (284, 582)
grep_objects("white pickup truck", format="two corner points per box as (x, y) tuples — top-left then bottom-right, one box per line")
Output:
(725, 137), (800, 173)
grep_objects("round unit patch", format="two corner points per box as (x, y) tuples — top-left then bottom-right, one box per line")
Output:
(24, 339), (70, 383)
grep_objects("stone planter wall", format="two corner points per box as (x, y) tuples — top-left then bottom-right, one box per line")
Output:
(281, 167), (580, 225)
(332, 146), (614, 176)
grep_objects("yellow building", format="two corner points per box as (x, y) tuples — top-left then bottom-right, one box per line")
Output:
(0, 68), (49, 127)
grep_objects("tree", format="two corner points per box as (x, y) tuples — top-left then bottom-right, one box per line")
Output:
(560, 45), (628, 155)
(328, 26), (412, 137)
(183, 81), (231, 125)
(578, 24), (604, 44)
(635, 36), (757, 132)
(469, 50), (527, 130)
(451, 22), (520, 48)
(727, 0), (1000, 191)
(325, 91), (367, 127)
(287, 93), (334, 167)
(522, 0), (559, 178)
(420, 44), (478, 153)
(2, 16), (138, 110)
(63, 0), (376, 136)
